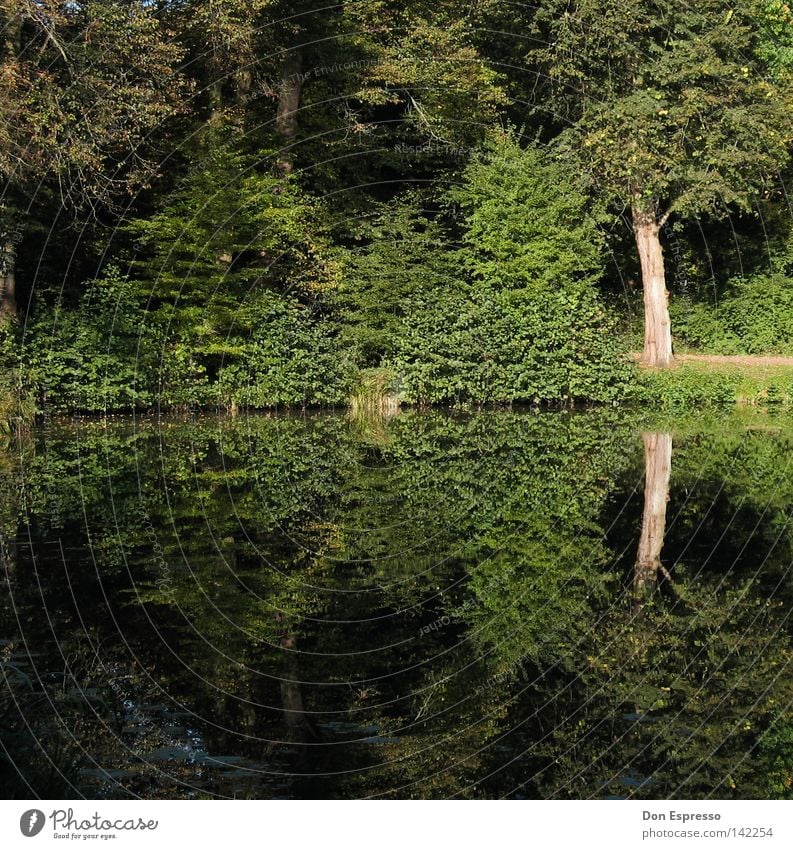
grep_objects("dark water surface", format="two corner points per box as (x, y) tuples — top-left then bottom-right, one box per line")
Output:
(2, 408), (793, 799)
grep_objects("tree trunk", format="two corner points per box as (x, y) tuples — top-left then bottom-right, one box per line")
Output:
(235, 67), (252, 108)
(634, 431), (672, 599)
(275, 49), (303, 174)
(2, 6), (22, 62)
(0, 1), (20, 322)
(632, 202), (673, 368)
(0, 239), (17, 318)
(208, 78), (224, 122)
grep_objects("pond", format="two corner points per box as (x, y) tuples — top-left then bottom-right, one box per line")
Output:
(1, 407), (793, 799)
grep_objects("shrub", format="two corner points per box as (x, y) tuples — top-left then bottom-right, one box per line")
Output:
(390, 134), (633, 405)
(334, 195), (453, 367)
(393, 285), (632, 405)
(759, 721), (793, 799)
(22, 272), (353, 413)
(214, 291), (354, 408)
(0, 321), (35, 430)
(671, 271), (793, 355)
(23, 268), (160, 413)
(630, 366), (740, 408)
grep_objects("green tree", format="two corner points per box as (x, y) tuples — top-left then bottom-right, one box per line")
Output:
(0, 0), (187, 318)
(335, 193), (452, 366)
(533, 0), (793, 367)
(758, 0), (793, 77)
(130, 131), (344, 408)
(346, 0), (506, 145)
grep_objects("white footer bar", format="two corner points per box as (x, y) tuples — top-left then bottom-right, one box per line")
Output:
(1, 800), (791, 848)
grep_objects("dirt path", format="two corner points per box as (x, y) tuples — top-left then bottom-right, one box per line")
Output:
(676, 354), (793, 367)
(631, 353), (793, 367)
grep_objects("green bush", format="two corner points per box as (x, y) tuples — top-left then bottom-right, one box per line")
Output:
(22, 272), (352, 413)
(393, 285), (632, 405)
(156, 339), (211, 409)
(0, 321), (35, 430)
(24, 268), (160, 413)
(759, 377), (793, 407)
(214, 291), (354, 408)
(671, 271), (793, 355)
(334, 195), (453, 367)
(630, 366), (740, 408)
(389, 135), (633, 405)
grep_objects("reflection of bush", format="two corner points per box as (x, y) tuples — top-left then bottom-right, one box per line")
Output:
(5, 410), (793, 798)
(760, 721), (793, 798)
(531, 570), (793, 800)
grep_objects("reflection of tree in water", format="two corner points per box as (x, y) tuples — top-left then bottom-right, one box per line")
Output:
(526, 425), (793, 800)
(3, 413), (793, 798)
(348, 422), (793, 799)
(634, 432), (672, 599)
(278, 629), (319, 746)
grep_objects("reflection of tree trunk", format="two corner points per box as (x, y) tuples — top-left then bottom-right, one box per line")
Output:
(0, 529), (16, 576)
(634, 432), (672, 599)
(280, 633), (318, 744)
(275, 50), (302, 174)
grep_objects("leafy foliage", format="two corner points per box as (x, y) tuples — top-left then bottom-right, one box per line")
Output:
(23, 266), (353, 412)
(4, 0), (793, 414)
(631, 365), (740, 408)
(5, 409), (793, 797)
(534, 0), (793, 217)
(672, 269), (793, 355)
(0, 0), (186, 207)
(24, 267), (158, 413)
(214, 290), (354, 408)
(334, 194), (453, 366)
(392, 137), (633, 404)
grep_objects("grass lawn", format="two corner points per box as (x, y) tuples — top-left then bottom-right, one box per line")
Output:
(632, 354), (793, 408)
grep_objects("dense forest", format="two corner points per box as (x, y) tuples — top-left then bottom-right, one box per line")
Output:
(2, 0), (793, 418)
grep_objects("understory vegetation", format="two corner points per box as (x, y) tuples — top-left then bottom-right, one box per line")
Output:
(13, 136), (637, 413)
(2, 0), (793, 417)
